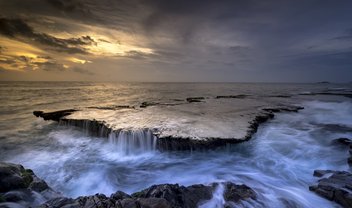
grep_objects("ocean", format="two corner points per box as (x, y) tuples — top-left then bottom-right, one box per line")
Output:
(1, 82), (352, 207)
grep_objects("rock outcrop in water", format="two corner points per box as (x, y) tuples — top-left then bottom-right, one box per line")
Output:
(0, 162), (257, 208)
(33, 105), (304, 151)
(309, 170), (352, 208)
(0, 162), (59, 207)
(33, 109), (78, 122)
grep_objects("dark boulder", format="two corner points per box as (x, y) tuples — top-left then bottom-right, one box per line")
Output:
(310, 170), (352, 208)
(33, 109), (78, 121)
(0, 163), (33, 193)
(0, 162), (59, 207)
(223, 183), (256, 202)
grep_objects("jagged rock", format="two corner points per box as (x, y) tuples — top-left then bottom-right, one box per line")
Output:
(186, 97), (205, 103)
(0, 162), (59, 207)
(33, 109), (78, 121)
(0, 162), (33, 193)
(39, 197), (79, 208)
(39, 182), (256, 208)
(310, 170), (352, 208)
(223, 183), (256, 202)
(313, 170), (335, 177)
(110, 191), (131, 201)
(137, 198), (171, 208)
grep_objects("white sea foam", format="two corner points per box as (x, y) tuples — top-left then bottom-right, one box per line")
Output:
(1, 81), (351, 207)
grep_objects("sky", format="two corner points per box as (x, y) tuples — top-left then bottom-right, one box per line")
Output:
(0, 0), (351, 82)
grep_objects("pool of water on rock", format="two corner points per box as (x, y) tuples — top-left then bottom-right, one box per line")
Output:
(3, 100), (351, 207)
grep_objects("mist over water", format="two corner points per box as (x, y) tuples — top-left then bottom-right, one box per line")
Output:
(1, 82), (352, 207)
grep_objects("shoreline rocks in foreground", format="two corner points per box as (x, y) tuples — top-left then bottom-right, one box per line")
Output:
(0, 162), (60, 208)
(310, 170), (352, 208)
(0, 162), (256, 208)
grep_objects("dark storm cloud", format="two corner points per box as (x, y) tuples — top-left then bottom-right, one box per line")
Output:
(0, 18), (95, 54)
(0, 0), (352, 81)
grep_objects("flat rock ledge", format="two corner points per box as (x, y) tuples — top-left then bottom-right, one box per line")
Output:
(0, 162), (256, 208)
(33, 105), (303, 151)
(309, 170), (352, 208)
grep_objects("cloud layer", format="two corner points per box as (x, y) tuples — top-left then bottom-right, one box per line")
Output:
(0, 0), (351, 82)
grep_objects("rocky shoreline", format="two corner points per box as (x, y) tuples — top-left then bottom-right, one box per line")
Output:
(2, 160), (352, 208)
(0, 162), (256, 208)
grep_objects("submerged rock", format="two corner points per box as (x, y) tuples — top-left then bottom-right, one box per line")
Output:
(310, 170), (352, 208)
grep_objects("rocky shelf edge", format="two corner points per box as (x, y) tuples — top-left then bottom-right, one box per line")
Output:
(33, 106), (304, 151)
(0, 162), (256, 208)
(309, 170), (352, 208)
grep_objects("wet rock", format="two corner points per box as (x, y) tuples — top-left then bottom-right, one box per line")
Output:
(313, 170), (335, 177)
(77, 194), (116, 208)
(110, 191), (131, 201)
(137, 198), (171, 208)
(60, 118), (112, 138)
(331, 138), (352, 146)
(223, 183), (256, 202)
(0, 162), (59, 207)
(132, 182), (255, 208)
(0, 162), (33, 193)
(186, 97), (205, 103)
(39, 197), (79, 208)
(310, 170), (352, 208)
(33, 109), (78, 121)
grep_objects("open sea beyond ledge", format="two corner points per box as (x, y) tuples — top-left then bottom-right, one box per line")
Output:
(1, 82), (352, 208)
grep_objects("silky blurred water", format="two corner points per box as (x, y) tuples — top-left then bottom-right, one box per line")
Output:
(1, 82), (352, 208)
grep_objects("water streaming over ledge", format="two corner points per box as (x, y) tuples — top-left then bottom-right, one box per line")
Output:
(108, 129), (157, 155)
(1, 82), (352, 207)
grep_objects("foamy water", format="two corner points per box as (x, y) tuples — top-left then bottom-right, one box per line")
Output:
(1, 82), (351, 207)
